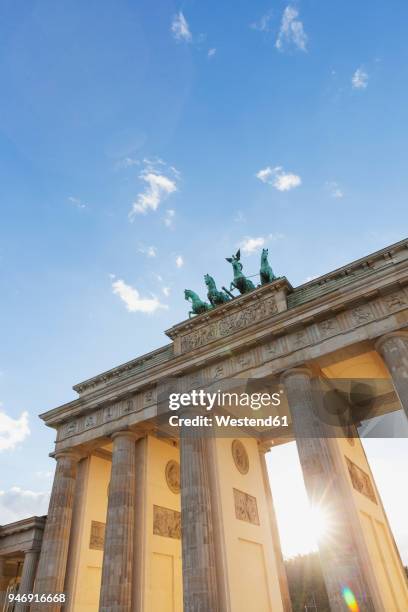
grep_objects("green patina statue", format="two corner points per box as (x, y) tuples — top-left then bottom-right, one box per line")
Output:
(226, 249), (255, 294)
(184, 289), (212, 318)
(184, 247), (278, 317)
(260, 248), (276, 285)
(204, 274), (231, 306)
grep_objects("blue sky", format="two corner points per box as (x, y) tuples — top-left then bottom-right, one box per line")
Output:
(0, 1), (407, 560)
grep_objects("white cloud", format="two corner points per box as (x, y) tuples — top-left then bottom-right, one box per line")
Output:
(250, 10), (273, 32)
(276, 6), (307, 52)
(0, 409), (30, 452)
(240, 236), (266, 254)
(112, 279), (167, 314)
(256, 166), (301, 191)
(175, 255), (184, 268)
(352, 67), (368, 89)
(129, 160), (179, 219)
(239, 232), (284, 255)
(171, 12), (192, 42)
(138, 245), (157, 258)
(67, 196), (86, 210)
(163, 208), (176, 228)
(0, 487), (50, 524)
(208, 48), (217, 58)
(326, 181), (344, 198)
(162, 286), (171, 297)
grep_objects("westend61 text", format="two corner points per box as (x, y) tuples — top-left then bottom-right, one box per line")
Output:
(168, 390), (282, 411)
(168, 415), (289, 427)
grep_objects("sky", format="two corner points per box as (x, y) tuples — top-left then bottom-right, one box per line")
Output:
(0, 0), (408, 562)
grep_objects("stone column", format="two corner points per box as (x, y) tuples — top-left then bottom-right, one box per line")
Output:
(99, 431), (137, 612)
(259, 446), (292, 612)
(375, 332), (408, 419)
(32, 451), (80, 612)
(281, 368), (375, 611)
(14, 550), (39, 612)
(180, 424), (219, 612)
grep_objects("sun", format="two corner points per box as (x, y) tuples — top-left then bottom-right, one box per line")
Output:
(309, 504), (332, 542)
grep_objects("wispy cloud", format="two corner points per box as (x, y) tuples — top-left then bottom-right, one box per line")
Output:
(112, 278), (167, 314)
(352, 67), (368, 89)
(239, 233), (285, 255)
(116, 157), (139, 170)
(138, 245), (157, 258)
(175, 255), (184, 268)
(256, 166), (301, 191)
(240, 236), (266, 254)
(0, 408), (30, 452)
(163, 208), (176, 228)
(67, 196), (87, 210)
(0, 487), (50, 524)
(129, 159), (179, 220)
(208, 47), (217, 58)
(162, 286), (171, 297)
(171, 12), (192, 42)
(326, 181), (344, 198)
(276, 6), (307, 52)
(250, 10), (273, 32)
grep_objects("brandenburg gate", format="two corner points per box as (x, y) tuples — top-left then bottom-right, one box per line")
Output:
(5, 239), (408, 611)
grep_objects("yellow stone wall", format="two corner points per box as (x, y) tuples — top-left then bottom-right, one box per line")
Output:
(140, 436), (182, 612)
(210, 437), (284, 612)
(68, 454), (111, 612)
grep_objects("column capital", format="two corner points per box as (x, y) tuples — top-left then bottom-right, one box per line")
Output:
(375, 330), (408, 352)
(257, 441), (273, 454)
(110, 429), (142, 442)
(54, 449), (81, 462)
(280, 366), (313, 384)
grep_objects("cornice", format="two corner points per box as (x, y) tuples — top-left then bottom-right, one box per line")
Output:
(0, 516), (46, 538)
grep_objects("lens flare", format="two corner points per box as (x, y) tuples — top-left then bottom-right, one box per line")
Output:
(342, 587), (359, 611)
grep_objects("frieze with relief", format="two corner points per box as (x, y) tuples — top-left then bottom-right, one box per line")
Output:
(180, 296), (278, 353)
(383, 291), (407, 312)
(319, 317), (340, 339)
(351, 305), (374, 326)
(233, 488), (259, 525)
(153, 505), (181, 539)
(346, 457), (377, 503)
(89, 520), (105, 550)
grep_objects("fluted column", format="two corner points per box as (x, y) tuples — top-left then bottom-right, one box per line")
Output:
(180, 424), (219, 612)
(14, 550), (39, 612)
(376, 332), (408, 419)
(32, 451), (80, 612)
(282, 368), (375, 611)
(99, 431), (137, 612)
